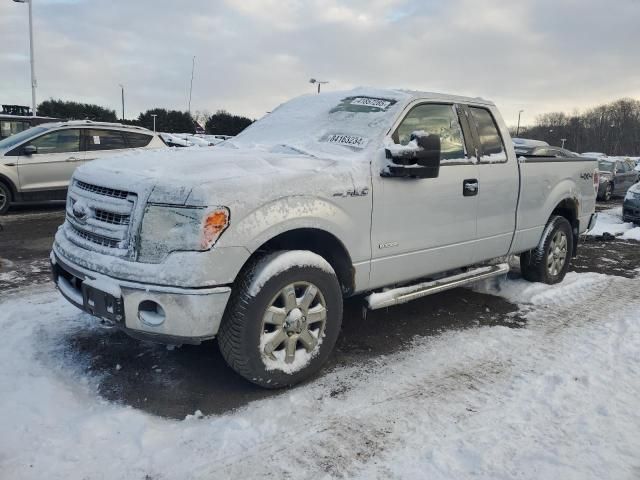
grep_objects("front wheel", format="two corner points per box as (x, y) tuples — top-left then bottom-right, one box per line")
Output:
(218, 250), (343, 388)
(520, 215), (573, 284)
(0, 182), (11, 215)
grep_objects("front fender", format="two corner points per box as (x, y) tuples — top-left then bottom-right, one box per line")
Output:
(217, 195), (358, 255)
(0, 163), (20, 194)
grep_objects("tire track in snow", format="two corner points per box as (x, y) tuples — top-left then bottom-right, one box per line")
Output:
(197, 274), (640, 479)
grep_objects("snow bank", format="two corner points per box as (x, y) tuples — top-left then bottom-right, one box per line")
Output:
(2, 270), (640, 478)
(586, 207), (640, 240)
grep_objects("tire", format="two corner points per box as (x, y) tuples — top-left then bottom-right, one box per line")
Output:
(520, 215), (573, 285)
(603, 182), (613, 201)
(0, 181), (11, 215)
(218, 250), (343, 388)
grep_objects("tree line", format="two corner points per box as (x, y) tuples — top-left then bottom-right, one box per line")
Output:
(37, 99), (253, 136)
(516, 98), (640, 155)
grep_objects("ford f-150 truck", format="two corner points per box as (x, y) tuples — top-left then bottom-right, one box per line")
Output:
(51, 88), (598, 387)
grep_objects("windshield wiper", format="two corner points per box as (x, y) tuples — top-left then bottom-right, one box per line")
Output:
(274, 144), (317, 158)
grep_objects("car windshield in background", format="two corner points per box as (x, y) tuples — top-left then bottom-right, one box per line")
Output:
(225, 90), (407, 157)
(0, 126), (47, 150)
(598, 160), (615, 172)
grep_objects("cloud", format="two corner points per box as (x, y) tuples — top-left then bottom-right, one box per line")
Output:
(1, 0), (638, 126)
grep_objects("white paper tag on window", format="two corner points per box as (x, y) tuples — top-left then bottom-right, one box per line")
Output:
(93, 135), (100, 145)
(350, 97), (392, 109)
(325, 134), (368, 148)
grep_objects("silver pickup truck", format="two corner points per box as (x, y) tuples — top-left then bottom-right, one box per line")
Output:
(51, 88), (598, 387)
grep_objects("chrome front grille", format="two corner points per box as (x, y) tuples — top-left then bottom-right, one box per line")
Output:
(65, 180), (137, 256)
(70, 224), (122, 249)
(94, 209), (130, 226)
(75, 180), (130, 200)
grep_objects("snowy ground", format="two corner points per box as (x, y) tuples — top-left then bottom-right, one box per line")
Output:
(1, 205), (640, 479)
(1, 269), (640, 479)
(587, 206), (640, 240)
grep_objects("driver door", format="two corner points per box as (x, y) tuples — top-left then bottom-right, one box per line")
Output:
(17, 128), (84, 192)
(369, 103), (479, 289)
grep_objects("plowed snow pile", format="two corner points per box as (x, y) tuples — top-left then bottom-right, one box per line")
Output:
(1, 270), (639, 479)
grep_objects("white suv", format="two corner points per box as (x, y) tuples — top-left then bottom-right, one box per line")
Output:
(0, 120), (165, 214)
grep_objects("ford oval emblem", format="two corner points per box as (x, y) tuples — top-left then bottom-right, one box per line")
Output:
(72, 202), (89, 223)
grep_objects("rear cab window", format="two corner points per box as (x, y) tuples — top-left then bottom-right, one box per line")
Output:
(468, 107), (507, 163)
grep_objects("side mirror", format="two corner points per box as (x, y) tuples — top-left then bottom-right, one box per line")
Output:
(23, 145), (37, 156)
(383, 132), (441, 179)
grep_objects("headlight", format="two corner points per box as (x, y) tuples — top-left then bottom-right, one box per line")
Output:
(138, 205), (229, 263)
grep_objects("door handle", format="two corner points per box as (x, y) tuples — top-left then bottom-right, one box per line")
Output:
(463, 179), (478, 196)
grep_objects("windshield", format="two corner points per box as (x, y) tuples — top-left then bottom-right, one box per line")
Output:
(599, 160), (615, 172)
(0, 126), (47, 150)
(225, 89), (409, 158)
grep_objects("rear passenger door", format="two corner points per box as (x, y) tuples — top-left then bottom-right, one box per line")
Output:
(83, 129), (130, 164)
(462, 105), (519, 262)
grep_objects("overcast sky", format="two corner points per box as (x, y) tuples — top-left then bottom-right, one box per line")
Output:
(2, 0), (639, 126)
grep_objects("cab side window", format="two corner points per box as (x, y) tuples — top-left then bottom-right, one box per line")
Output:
(87, 129), (126, 151)
(468, 107), (506, 162)
(30, 129), (80, 154)
(393, 104), (467, 162)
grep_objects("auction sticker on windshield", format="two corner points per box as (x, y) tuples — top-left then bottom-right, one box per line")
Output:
(350, 97), (392, 109)
(330, 96), (397, 114)
(322, 134), (369, 148)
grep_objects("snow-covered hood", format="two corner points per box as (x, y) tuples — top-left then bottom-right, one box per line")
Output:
(73, 146), (356, 207)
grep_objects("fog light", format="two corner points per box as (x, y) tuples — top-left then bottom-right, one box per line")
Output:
(138, 300), (166, 326)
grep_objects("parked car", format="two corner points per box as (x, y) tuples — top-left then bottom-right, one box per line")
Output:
(0, 113), (63, 140)
(581, 152), (607, 158)
(596, 158), (640, 201)
(50, 88), (598, 388)
(0, 120), (165, 214)
(623, 182), (640, 224)
(512, 137), (549, 155)
(520, 146), (581, 158)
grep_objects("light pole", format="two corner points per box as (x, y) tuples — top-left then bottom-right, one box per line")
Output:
(309, 78), (329, 94)
(151, 114), (157, 133)
(118, 84), (125, 121)
(516, 110), (524, 137)
(188, 56), (195, 115)
(561, 138), (567, 149)
(13, 0), (37, 117)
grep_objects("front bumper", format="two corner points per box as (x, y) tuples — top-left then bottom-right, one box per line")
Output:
(51, 251), (231, 344)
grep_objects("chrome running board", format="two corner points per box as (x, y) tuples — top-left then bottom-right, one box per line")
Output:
(367, 263), (510, 310)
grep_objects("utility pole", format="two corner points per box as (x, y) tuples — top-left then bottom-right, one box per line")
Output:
(516, 110), (524, 137)
(119, 84), (125, 121)
(13, 0), (37, 116)
(188, 56), (195, 115)
(151, 114), (157, 132)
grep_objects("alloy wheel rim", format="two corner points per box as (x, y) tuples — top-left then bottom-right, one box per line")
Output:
(547, 230), (568, 277)
(0, 190), (6, 211)
(260, 281), (327, 365)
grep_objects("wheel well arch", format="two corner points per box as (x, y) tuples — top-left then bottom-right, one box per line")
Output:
(240, 228), (355, 296)
(0, 174), (17, 199)
(551, 197), (579, 256)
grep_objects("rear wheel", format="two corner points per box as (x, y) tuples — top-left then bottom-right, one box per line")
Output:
(218, 250), (343, 388)
(0, 182), (11, 215)
(520, 215), (573, 284)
